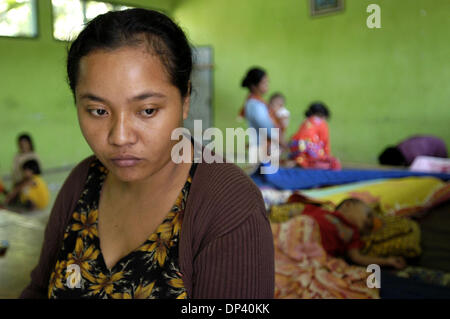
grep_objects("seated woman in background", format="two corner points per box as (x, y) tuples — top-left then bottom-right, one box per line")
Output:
(4, 159), (49, 211)
(20, 9), (274, 299)
(289, 102), (341, 170)
(11, 133), (41, 187)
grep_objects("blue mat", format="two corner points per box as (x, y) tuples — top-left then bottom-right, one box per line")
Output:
(251, 163), (450, 190)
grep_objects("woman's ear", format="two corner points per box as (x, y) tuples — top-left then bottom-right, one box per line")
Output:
(182, 82), (191, 120)
(182, 97), (190, 120)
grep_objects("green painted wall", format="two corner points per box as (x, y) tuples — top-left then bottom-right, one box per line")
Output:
(173, 0), (450, 164)
(0, 0), (176, 176)
(1, 0), (449, 177)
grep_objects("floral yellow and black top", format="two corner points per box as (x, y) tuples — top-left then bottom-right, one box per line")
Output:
(48, 159), (196, 299)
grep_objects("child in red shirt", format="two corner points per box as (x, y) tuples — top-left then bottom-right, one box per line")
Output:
(303, 198), (406, 269)
(290, 102), (341, 170)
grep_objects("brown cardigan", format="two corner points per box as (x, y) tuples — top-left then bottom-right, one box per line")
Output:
(19, 155), (274, 299)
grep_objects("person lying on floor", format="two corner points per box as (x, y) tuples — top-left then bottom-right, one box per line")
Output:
(378, 135), (448, 167)
(3, 159), (49, 211)
(301, 198), (406, 269)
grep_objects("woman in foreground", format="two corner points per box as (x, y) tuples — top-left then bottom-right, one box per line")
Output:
(20, 9), (274, 299)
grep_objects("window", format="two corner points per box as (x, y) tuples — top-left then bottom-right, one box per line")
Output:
(52, 0), (134, 41)
(0, 0), (38, 38)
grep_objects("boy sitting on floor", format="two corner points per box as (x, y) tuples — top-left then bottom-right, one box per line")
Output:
(302, 198), (406, 269)
(3, 159), (49, 211)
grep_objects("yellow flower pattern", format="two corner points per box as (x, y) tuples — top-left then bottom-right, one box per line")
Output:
(70, 210), (98, 239)
(48, 159), (195, 299)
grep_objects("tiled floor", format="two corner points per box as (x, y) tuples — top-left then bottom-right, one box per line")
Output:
(0, 169), (71, 298)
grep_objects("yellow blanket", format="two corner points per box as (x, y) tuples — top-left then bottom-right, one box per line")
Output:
(307, 177), (450, 217)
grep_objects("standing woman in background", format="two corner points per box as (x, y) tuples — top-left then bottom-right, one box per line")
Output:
(239, 67), (288, 161)
(20, 8), (274, 299)
(240, 67), (277, 144)
(11, 133), (41, 186)
(290, 102), (341, 170)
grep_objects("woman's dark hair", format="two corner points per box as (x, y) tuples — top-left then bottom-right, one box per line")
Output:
(378, 147), (407, 166)
(241, 67), (266, 89)
(22, 159), (41, 175)
(18, 133), (34, 151)
(67, 8), (192, 99)
(305, 102), (330, 119)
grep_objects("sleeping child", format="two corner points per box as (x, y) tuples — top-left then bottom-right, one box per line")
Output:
(301, 198), (407, 269)
(3, 159), (49, 211)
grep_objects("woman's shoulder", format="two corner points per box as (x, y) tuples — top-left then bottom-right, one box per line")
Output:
(193, 161), (262, 199)
(186, 161), (267, 235)
(246, 97), (266, 109)
(15, 151), (39, 162)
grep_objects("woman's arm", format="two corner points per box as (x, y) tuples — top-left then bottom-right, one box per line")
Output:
(180, 161), (275, 299)
(191, 206), (274, 298)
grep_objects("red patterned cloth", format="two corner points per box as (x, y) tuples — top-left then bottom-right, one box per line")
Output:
(290, 116), (341, 169)
(272, 215), (379, 299)
(301, 204), (364, 257)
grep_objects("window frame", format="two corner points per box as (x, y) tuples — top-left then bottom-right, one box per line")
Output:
(50, 0), (156, 42)
(0, 0), (39, 40)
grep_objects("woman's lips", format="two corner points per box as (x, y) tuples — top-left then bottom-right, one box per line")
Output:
(110, 156), (142, 168)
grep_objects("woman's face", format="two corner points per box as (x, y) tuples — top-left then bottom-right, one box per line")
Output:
(258, 75), (269, 95)
(75, 46), (190, 183)
(252, 75), (269, 95)
(18, 138), (31, 153)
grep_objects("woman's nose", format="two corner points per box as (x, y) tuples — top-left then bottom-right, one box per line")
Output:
(108, 113), (137, 147)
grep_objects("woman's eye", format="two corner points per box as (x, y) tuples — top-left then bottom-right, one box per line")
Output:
(140, 108), (156, 117)
(89, 109), (108, 117)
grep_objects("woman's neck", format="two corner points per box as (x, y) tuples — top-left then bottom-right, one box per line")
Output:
(250, 89), (263, 98)
(249, 91), (266, 104)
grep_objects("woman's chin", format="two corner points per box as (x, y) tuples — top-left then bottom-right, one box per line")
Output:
(101, 157), (173, 184)
(109, 167), (146, 183)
